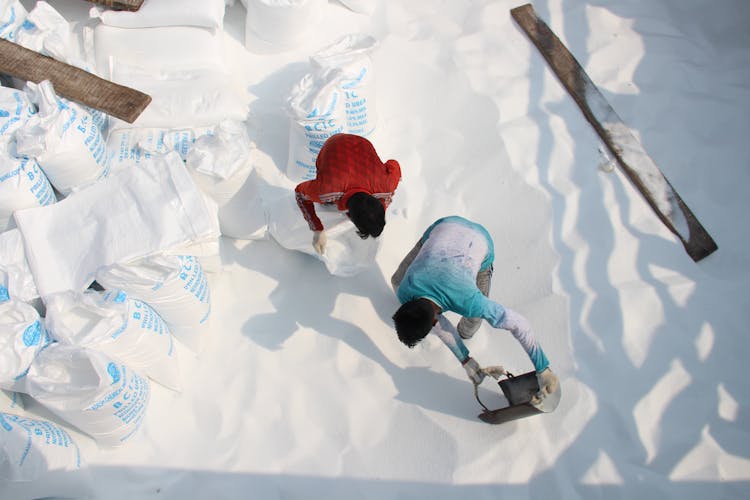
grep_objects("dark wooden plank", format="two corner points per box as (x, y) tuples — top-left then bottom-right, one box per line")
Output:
(85, 0), (145, 11)
(0, 38), (151, 124)
(511, 4), (717, 262)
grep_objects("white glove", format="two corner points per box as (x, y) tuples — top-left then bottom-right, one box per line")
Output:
(312, 230), (327, 255)
(533, 367), (559, 403)
(462, 357), (485, 385)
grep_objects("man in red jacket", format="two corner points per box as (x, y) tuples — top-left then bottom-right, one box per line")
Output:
(294, 133), (402, 254)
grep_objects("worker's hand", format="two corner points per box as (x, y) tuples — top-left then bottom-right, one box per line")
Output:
(462, 357), (485, 385)
(533, 367), (559, 404)
(312, 230), (327, 255)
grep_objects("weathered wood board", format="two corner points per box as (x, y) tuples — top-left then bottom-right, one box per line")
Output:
(0, 39), (151, 123)
(85, 0), (144, 11)
(511, 3), (717, 262)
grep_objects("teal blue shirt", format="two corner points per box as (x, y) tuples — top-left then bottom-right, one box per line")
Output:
(397, 216), (504, 323)
(397, 216), (550, 372)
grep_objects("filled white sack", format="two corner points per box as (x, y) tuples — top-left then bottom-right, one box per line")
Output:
(14, 80), (110, 195)
(96, 255), (211, 352)
(90, 0), (225, 29)
(25, 343), (150, 447)
(245, 0), (326, 47)
(45, 290), (180, 391)
(286, 68), (346, 183)
(0, 152), (56, 231)
(15, 2), (71, 62)
(185, 120), (263, 238)
(13, 152), (220, 297)
(0, 412), (92, 500)
(107, 125), (212, 172)
(0, 86), (35, 144)
(107, 69), (248, 131)
(267, 191), (380, 277)
(311, 33), (378, 137)
(0, 229), (39, 304)
(0, 0), (27, 42)
(0, 390), (23, 414)
(0, 299), (50, 394)
(93, 24), (227, 76)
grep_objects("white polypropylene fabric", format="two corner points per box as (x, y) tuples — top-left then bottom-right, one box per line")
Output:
(0, 390), (23, 415)
(0, 229), (39, 304)
(0, 412), (92, 500)
(107, 126), (211, 171)
(0, 1), (27, 42)
(96, 255), (211, 352)
(0, 86), (35, 144)
(245, 0), (326, 47)
(14, 81), (110, 195)
(336, 0), (375, 15)
(267, 191), (380, 277)
(45, 290), (180, 391)
(25, 343), (150, 447)
(93, 24), (227, 76)
(311, 34), (378, 137)
(13, 152), (220, 297)
(0, 300), (50, 393)
(107, 70), (248, 131)
(0, 153), (56, 231)
(14, 2), (72, 62)
(286, 68), (346, 183)
(90, 0), (225, 29)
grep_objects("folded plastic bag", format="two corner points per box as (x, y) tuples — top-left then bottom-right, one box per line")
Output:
(0, 152), (56, 231)
(0, 412), (93, 499)
(0, 0), (27, 42)
(13, 152), (220, 297)
(0, 299), (50, 393)
(14, 80), (110, 195)
(90, 0), (225, 29)
(45, 290), (180, 391)
(0, 86), (36, 144)
(96, 255), (211, 352)
(311, 33), (378, 137)
(25, 343), (150, 446)
(287, 68), (346, 183)
(267, 191), (379, 277)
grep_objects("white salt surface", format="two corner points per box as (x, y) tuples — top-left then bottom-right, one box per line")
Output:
(13, 0), (750, 498)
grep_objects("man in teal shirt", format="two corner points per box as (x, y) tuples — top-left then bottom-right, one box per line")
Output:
(391, 216), (558, 403)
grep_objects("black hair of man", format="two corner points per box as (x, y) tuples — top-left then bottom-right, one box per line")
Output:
(347, 192), (386, 239)
(392, 298), (435, 347)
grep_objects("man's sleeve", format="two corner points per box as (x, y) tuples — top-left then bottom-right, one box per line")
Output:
(486, 304), (550, 372)
(432, 315), (470, 363)
(294, 182), (324, 232)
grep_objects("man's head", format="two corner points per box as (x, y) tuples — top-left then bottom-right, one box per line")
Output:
(392, 298), (436, 347)
(346, 192), (385, 239)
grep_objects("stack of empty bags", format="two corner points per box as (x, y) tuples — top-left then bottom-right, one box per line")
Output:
(0, 2), (222, 479)
(91, 0), (268, 240)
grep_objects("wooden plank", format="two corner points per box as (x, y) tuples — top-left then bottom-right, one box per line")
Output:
(510, 4), (717, 262)
(0, 39), (151, 123)
(85, 0), (144, 11)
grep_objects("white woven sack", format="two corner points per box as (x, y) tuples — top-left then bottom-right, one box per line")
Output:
(26, 343), (150, 447)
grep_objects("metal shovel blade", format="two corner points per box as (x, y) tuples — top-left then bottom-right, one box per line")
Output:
(477, 370), (560, 424)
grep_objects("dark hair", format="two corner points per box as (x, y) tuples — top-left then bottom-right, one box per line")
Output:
(392, 298), (435, 347)
(346, 192), (385, 239)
